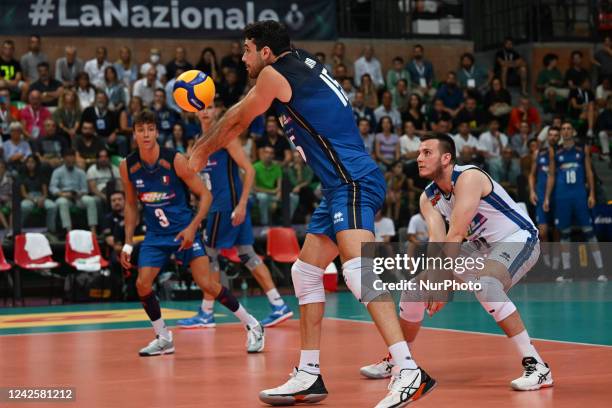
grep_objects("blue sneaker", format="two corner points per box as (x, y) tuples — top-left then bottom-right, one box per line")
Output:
(176, 309), (216, 329)
(261, 304), (294, 328)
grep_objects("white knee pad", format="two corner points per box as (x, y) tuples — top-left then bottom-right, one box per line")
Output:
(236, 245), (262, 271)
(343, 257), (386, 306)
(292, 259), (325, 305)
(205, 246), (220, 273)
(475, 276), (516, 322)
(399, 301), (426, 323)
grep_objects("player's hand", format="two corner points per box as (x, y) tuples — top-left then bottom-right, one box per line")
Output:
(588, 194), (596, 208)
(543, 198), (550, 212)
(175, 225), (196, 251)
(231, 203), (247, 226)
(529, 190), (538, 205)
(120, 250), (132, 270)
(426, 301), (446, 317)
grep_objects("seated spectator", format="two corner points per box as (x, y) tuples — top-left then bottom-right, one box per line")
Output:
(399, 121), (420, 162)
(494, 37), (528, 95)
(103, 190), (125, 275)
(358, 73), (379, 110)
(564, 50), (589, 89)
(434, 71), (464, 118)
(315, 52), (332, 73)
(596, 77), (611, 111)
(220, 41), (248, 89)
(386, 56), (411, 91)
(427, 98), (452, 128)
(165, 123), (192, 154)
(596, 96), (611, 161)
(407, 211), (429, 245)
(390, 79), (410, 113)
(0, 40), (26, 100)
(593, 35), (612, 82)
(374, 209), (395, 242)
(331, 41), (348, 71)
(374, 91), (402, 132)
(75, 72), (96, 110)
(407, 44), (436, 100)
(536, 115), (563, 145)
(508, 97), (541, 136)
(254, 146), (282, 226)
(87, 149), (121, 218)
(133, 67), (162, 107)
(119, 96), (144, 140)
(218, 68), (243, 108)
(358, 118), (375, 155)
(457, 52), (490, 96)
(454, 96), (487, 135)
(74, 120), (107, 169)
(333, 63), (348, 82)
(19, 155), (57, 233)
(484, 77), (512, 124)
(256, 116), (291, 165)
(401, 93), (427, 135)
(352, 90), (377, 129)
(55, 45), (83, 88)
(140, 48), (166, 82)
(385, 161), (405, 221)
(49, 148), (98, 234)
(103, 66), (127, 112)
(536, 53), (568, 113)
(166, 46), (192, 81)
(374, 116), (400, 169)
(353, 45), (385, 89)
(453, 121), (483, 164)
(498, 146), (521, 196)
(195, 47), (220, 83)
(33, 119), (68, 170)
(238, 129), (256, 162)
(0, 159), (11, 230)
(0, 87), (20, 140)
(510, 121), (532, 157)
(19, 35), (48, 82)
(53, 88), (81, 141)
(341, 78), (355, 104)
(568, 77), (596, 138)
(29, 62), (63, 107)
(287, 151), (314, 223)
(81, 91), (126, 157)
(478, 118), (509, 181)
(114, 46), (139, 89)
(20, 90), (51, 140)
(432, 118), (453, 138)
(152, 88), (179, 144)
(84, 46), (111, 89)
(3, 122), (31, 170)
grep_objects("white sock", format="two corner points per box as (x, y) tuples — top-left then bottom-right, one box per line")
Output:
(266, 288), (284, 307)
(388, 341), (417, 370)
(388, 341), (412, 365)
(543, 253), (551, 267)
(592, 250), (603, 269)
(234, 304), (259, 328)
(201, 299), (214, 314)
(552, 256), (560, 270)
(510, 330), (543, 364)
(561, 252), (571, 270)
(152, 318), (170, 339)
(298, 350), (320, 374)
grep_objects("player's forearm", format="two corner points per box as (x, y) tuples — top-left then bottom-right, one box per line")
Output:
(197, 105), (245, 157)
(544, 175), (555, 202)
(124, 203), (138, 245)
(191, 189), (212, 229)
(239, 167), (255, 206)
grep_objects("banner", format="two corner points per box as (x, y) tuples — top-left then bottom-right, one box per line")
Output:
(0, 0), (336, 40)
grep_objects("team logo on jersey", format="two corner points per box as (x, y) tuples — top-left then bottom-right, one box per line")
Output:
(161, 175), (170, 185)
(430, 193), (441, 206)
(136, 179), (144, 187)
(279, 114), (292, 128)
(466, 213), (488, 237)
(139, 192), (175, 203)
(333, 212), (344, 224)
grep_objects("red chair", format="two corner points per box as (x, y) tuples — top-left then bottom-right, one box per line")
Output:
(219, 247), (241, 263)
(14, 234), (60, 305)
(0, 246), (12, 305)
(65, 230), (109, 270)
(266, 227), (300, 263)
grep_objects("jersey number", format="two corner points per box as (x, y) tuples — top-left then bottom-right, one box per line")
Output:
(155, 208), (170, 228)
(320, 68), (348, 107)
(565, 170), (576, 184)
(289, 135), (307, 162)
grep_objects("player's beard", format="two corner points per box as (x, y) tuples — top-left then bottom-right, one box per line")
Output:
(248, 54), (265, 79)
(422, 160), (444, 181)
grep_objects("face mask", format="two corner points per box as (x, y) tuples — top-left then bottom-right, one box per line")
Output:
(150, 54), (160, 64)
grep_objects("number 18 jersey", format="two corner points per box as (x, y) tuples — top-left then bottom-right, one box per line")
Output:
(554, 144), (587, 199)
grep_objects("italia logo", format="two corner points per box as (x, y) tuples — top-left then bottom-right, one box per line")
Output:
(162, 175), (170, 185)
(430, 193), (441, 206)
(139, 192), (175, 203)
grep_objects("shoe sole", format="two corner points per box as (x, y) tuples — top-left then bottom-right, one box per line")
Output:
(259, 392), (328, 406)
(511, 381), (554, 391)
(247, 335), (265, 354)
(139, 347), (175, 357)
(360, 368), (392, 379)
(177, 323), (216, 329)
(262, 311), (294, 328)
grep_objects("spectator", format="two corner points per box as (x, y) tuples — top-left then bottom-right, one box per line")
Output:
(103, 190), (126, 252)
(484, 77), (513, 124)
(165, 67), (185, 114)
(386, 56), (411, 91)
(165, 123), (192, 154)
(596, 96), (611, 162)
(76, 72), (96, 110)
(510, 121), (532, 157)
(407, 211), (429, 245)
(499, 146), (521, 195)
(81, 91), (125, 156)
(564, 50), (589, 89)
(74, 120), (107, 169)
(254, 146), (282, 226)
(341, 78), (355, 104)
(390, 79), (410, 113)
(55, 45), (83, 87)
(19, 35), (48, 82)
(220, 41), (247, 89)
(593, 35), (612, 82)
(478, 118), (509, 181)
(454, 96), (487, 135)
(287, 150), (313, 223)
(457, 52), (490, 95)
(374, 91), (402, 132)
(536, 53), (568, 113)
(50, 148), (98, 234)
(596, 77), (611, 111)
(399, 121), (420, 162)
(331, 41), (348, 70)
(0, 87), (20, 140)
(358, 73), (379, 110)
(218, 68), (244, 108)
(140, 48), (166, 82)
(427, 98), (452, 127)
(385, 160), (405, 221)
(374, 210), (395, 242)
(19, 155), (57, 233)
(374, 116), (400, 169)
(453, 121), (482, 163)
(508, 97), (541, 136)
(114, 46), (139, 88)
(315, 52), (333, 73)
(84, 46), (111, 89)
(87, 149), (121, 214)
(354, 45), (384, 89)
(333, 63), (348, 82)
(33, 119), (68, 170)
(239, 129), (256, 162)
(119, 96), (144, 140)
(3, 122), (31, 169)
(434, 71), (464, 118)
(494, 37), (528, 95)
(256, 116), (291, 165)
(133, 67), (162, 107)
(20, 90), (51, 140)
(536, 115), (563, 145)
(352, 90), (376, 129)
(29, 62), (63, 107)
(401, 93), (427, 135)
(0, 40), (25, 99)
(151, 88), (179, 144)
(195, 47), (220, 82)
(103, 66), (127, 112)
(53, 92), (78, 143)
(0, 159), (11, 230)
(407, 44), (436, 100)
(568, 77), (596, 138)
(358, 118), (375, 155)
(166, 46), (192, 80)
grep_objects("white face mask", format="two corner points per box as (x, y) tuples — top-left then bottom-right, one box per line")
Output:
(150, 54), (160, 64)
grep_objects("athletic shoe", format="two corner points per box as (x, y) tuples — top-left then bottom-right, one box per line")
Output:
(246, 323), (265, 353)
(259, 368), (328, 405)
(360, 354), (395, 379)
(511, 357), (553, 391)
(597, 274), (608, 282)
(139, 332), (175, 357)
(374, 366), (437, 408)
(176, 309), (216, 328)
(555, 275), (572, 283)
(261, 304), (294, 328)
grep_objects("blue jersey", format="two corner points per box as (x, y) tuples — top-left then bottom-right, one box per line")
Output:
(201, 148), (242, 212)
(554, 144), (587, 199)
(271, 50), (379, 190)
(535, 147), (552, 195)
(126, 147), (193, 235)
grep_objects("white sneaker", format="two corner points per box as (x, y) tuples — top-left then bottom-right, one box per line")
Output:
(511, 357), (553, 391)
(555, 275), (572, 283)
(259, 368), (328, 405)
(246, 323), (265, 353)
(375, 366), (436, 408)
(597, 274), (608, 282)
(139, 332), (174, 357)
(360, 354), (395, 379)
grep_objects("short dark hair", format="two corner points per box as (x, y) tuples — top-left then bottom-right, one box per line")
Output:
(37, 61), (49, 70)
(543, 53), (558, 66)
(63, 148), (76, 157)
(571, 50), (583, 59)
(133, 110), (157, 127)
(244, 20), (290, 56)
(96, 148), (109, 159)
(393, 56), (404, 64)
(460, 52), (474, 64)
(3, 40), (14, 47)
(420, 133), (457, 163)
(548, 126), (561, 134)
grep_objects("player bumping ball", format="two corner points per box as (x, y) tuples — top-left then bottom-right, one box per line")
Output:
(173, 70), (216, 112)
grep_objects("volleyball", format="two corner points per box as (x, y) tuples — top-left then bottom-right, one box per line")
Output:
(172, 70), (216, 112)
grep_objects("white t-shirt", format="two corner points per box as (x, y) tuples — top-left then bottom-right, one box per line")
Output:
(407, 213), (429, 242)
(399, 134), (421, 156)
(374, 217), (396, 242)
(452, 133), (481, 155)
(478, 131), (508, 158)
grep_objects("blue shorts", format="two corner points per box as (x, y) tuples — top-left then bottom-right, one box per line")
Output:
(205, 209), (254, 249)
(307, 169), (386, 242)
(535, 191), (554, 226)
(554, 194), (592, 230)
(138, 233), (206, 268)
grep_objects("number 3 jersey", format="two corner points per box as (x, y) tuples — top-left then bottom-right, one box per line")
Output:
(201, 148), (242, 212)
(126, 147), (193, 235)
(554, 144), (587, 199)
(270, 50), (380, 190)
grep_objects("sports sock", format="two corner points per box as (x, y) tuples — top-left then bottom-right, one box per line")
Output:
(201, 299), (214, 314)
(510, 330), (544, 364)
(388, 341), (417, 370)
(298, 350), (321, 374)
(235, 304), (259, 328)
(266, 288), (284, 307)
(561, 252), (571, 270)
